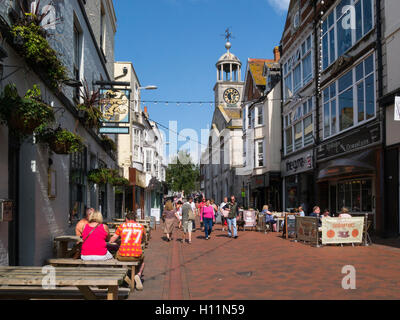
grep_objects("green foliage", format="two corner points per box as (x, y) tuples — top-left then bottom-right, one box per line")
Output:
(166, 150), (199, 195)
(100, 134), (117, 152)
(87, 168), (128, 186)
(87, 168), (112, 185)
(0, 84), (54, 137)
(77, 80), (103, 129)
(37, 127), (84, 154)
(10, 23), (68, 90)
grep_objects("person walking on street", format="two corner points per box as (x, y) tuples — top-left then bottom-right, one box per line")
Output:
(191, 198), (197, 232)
(181, 198), (195, 244)
(198, 197), (207, 232)
(200, 199), (215, 240)
(162, 200), (180, 242)
(219, 197), (228, 231)
(224, 196), (239, 239)
(210, 199), (218, 227)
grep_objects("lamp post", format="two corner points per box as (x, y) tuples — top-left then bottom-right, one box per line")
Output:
(133, 85), (158, 219)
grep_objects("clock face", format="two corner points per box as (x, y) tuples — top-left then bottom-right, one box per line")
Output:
(223, 88), (240, 104)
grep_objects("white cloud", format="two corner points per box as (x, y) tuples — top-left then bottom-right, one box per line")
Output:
(267, 0), (290, 13)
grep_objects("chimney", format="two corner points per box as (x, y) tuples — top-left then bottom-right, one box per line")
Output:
(144, 106), (148, 114)
(273, 46), (280, 62)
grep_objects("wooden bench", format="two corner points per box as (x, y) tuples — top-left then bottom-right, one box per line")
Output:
(47, 258), (143, 290)
(0, 266), (128, 300)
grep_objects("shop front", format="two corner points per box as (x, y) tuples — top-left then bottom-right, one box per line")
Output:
(282, 150), (314, 214)
(250, 172), (281, 212)
(127, 168), (146, 217)
(316, 121), (382, 233)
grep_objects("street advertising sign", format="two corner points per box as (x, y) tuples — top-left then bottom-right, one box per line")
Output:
(242, 210), (256, 228)
(0, 200), (13, 222)
(100, 89), (130, 123)
(321, 217), (364, 244)
(296, 216), (319, 245)
(285, 214), (296, 239)
(151, 208), (160, 223)
(395, 96), (400, 121)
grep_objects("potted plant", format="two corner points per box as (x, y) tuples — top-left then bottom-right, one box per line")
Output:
(6, 2), (68, 90)
(77, 80), (103, 129)
(87, 168), (113, 185)
(37, 127), (84, 154)
(0, 84), (54, 136)
(100, 134), (117, 153)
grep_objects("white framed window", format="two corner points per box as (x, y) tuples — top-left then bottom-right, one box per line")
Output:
(284, 98), (314, 155)
(256, 106), (263, 126)
(283, 34), (313, 102)
(323, 53), (375, 139)
(146, 150), (152, 172)
(255, 139), (264, 167)
(322, 0), (374, 71)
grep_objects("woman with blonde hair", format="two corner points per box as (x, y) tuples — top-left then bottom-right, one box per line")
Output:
(262, 205), (277, 232)
(162, 200), (180, 242)
(339, 207), (352, 218)
(80, 211), (113, 261)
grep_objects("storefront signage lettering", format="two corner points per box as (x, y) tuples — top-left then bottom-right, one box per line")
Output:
(317, 122), (380, 160)
(285, 154), (313, 175)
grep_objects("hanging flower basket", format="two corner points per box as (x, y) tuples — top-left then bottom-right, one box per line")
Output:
(100, 134), (117, 152)
(37, 127), (83, 155)
(0, 84), (55, 137)
(87, 168), (113, 185)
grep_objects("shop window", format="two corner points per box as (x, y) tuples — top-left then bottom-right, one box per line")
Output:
(69, 147), (87, 223)
(334, 179), (372, 213)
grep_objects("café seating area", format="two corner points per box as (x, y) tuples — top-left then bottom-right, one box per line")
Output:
(0, 216), (153, 300)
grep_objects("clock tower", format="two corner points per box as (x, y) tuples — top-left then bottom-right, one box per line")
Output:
(213, 38), (244, 108)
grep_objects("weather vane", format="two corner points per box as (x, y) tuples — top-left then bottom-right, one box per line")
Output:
(221, 27), (234, 42)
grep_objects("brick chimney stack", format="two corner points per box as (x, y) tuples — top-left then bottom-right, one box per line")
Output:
(273, 46), (280, 62)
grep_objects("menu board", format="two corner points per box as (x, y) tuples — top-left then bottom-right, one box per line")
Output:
(285, 214), (296, 239)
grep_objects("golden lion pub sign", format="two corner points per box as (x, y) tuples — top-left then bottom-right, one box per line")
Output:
(100, 89), (130, 123)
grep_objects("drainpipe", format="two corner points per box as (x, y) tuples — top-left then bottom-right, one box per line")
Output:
(376, 0), (386, 237)
(313, 0), (320, 207)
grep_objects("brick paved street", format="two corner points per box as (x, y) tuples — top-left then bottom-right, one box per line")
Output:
(130, 219), (400, 300)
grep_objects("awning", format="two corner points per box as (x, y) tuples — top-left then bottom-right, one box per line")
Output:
(317, 150), (376, 181)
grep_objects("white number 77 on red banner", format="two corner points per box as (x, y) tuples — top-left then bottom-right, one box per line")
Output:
(122, 228), (142, 243)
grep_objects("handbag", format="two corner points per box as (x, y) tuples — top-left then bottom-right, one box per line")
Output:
(188, 208), (195, 221)
(72, 223), (100, 259)
(222, 210), (229, 218)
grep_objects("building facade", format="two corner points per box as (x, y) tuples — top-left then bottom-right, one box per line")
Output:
(201, 40), (245, 204)
(381, 0), (400, 235)
(241, 49), (282, 211)
(280, 0), (317, 214)
(0, 0), (118, 266)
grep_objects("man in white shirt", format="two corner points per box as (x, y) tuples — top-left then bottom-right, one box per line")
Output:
(219, 197), (228, 231)
(188, 197), (196, 232)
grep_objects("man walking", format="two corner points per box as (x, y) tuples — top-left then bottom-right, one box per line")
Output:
(181, 198), (194, 244)
(224, 195), (239, 239)
(219, 197), (228, 231)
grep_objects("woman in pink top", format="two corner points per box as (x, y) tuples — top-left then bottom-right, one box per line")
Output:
(81, 211), (113, 261)
(200, 199), (215, 240)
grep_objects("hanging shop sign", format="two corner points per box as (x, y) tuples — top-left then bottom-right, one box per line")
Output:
(317, 122), (380, 161)
(321, 217), (364, 245)
(100, 89), (130, 123)
(99, 126), (130, 134)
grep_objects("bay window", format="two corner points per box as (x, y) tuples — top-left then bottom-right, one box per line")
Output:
(322, 0), (374, 71)
(283, 34), (313, 101)
(323, 54), (375, 139)
(284, 98), (314, 155)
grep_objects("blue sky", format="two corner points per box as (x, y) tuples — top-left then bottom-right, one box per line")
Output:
(114, 0), (289, 163)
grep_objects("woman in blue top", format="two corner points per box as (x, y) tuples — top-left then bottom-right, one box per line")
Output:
(262, 205), (277, 232)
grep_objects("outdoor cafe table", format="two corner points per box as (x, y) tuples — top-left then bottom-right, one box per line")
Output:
(0, 266), (128, 300)
(54, 235), (82, 258)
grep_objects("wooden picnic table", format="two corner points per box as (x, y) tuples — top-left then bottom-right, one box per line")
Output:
(54, 235), (82, 258)
(47, 258), (143, 290)
(113, 218), (125, 222)
(0, 266), (127, 300)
